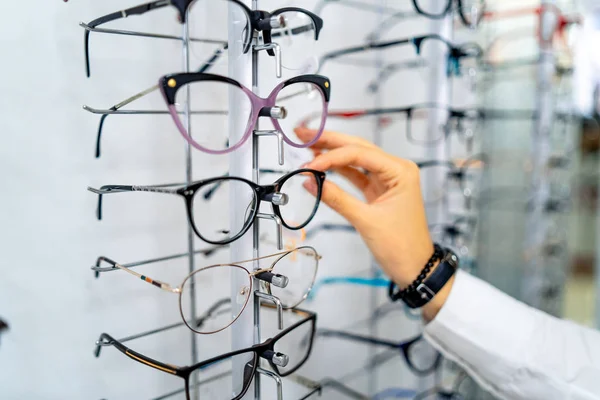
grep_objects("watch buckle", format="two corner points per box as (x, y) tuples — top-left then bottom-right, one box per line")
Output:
(416, 283), (436, 301)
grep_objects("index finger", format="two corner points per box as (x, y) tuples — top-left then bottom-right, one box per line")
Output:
(294, 127), (379, 151)
(306, 144), (403, 176)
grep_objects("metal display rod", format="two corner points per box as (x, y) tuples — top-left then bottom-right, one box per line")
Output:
(180, 16), (200, 399)
(523, 0), (559, 315)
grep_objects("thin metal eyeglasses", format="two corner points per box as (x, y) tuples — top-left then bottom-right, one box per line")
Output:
(95, 307), (317, 400)
(82, 0), (324, 77)
(95, 247), (320, 334)
(88, 168), (326, 246)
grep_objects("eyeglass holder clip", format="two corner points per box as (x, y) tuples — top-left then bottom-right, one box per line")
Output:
(257, 213), (284, 249)
(256, 367), (284, 400)
(254, 291), (284, 330)
(254, 130), (285, 165)
(254, 42), (282, 78)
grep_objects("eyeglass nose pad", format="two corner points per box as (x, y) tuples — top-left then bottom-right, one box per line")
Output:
(237, 285), (251, 304)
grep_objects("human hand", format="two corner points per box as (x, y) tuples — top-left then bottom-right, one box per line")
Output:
(296, 127), (454, 320)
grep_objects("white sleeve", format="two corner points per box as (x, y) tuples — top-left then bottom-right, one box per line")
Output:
(423, 270), (600, 400)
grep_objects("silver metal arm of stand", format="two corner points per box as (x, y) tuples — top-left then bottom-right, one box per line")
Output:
(257, 213), (284, 250)
(254, 130), (285, 165)
(256, 367), (284, 400)
(80, 22), (226, 45)
(254, 291), (284, 330)
(253, 43), (282, 78)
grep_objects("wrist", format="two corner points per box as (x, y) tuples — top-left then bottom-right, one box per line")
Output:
(422, 274), (455, 321)
(388, 245), (457, 314)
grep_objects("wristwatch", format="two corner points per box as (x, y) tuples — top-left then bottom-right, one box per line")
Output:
(389, 247), (459, 309)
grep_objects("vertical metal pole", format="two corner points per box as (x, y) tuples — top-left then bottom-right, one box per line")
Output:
(251, 2), (262, 400)
(181, 16), (199, 400)
(523, 0), (557, 314)
(228, 1), (256, 399)
(423, 0), (452, 392)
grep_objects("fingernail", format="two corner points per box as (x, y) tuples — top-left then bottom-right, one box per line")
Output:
(300, 162), (311, 169)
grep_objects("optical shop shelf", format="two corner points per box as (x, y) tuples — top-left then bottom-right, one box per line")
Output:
(74, 0), (583, 398)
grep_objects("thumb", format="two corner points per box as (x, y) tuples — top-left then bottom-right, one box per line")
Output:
(304, 179), (366, 227)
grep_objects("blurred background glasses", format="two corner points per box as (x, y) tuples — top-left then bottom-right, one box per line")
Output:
(82, 0), (323, 77)
(314, 329), (441, 376)
(482, 4), (581, 71)
(318, 34), (482, 79)
(88, 169), (325, 245)
(417, 156), (485, 208)
(94, 247), (319, 334)
(95, 307), (317, 400)
(301, 105), (483, 153)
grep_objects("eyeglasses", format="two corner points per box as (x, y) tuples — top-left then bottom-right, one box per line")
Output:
(82, 0), (324, 77)
(318, 34), (482, 78)
(417, 157), (485, 208)
(96, 247), (319, 334)
(88, 73), (330, 160)
(373, 0), (486, 37)
(95, 307), (317, 400)
(314, 329), (441, 376)
(301, 104), (482, 152)
(484, 4), (581, 47)
(88, 168), (326, 245)
(159, 73), (330, 155)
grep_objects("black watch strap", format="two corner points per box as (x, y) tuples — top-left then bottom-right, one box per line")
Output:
(389, 247), (459, 309)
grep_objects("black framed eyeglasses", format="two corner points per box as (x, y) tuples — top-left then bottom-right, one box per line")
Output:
(95, 307), (317, 400)
(88, 169), (325, 246)
(318, 34), (482, 78)
(314, 329), (441, 376)
(83, 0), (323, 77)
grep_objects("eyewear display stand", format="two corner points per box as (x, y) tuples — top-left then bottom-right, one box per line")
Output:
(523, 0), (563, 316)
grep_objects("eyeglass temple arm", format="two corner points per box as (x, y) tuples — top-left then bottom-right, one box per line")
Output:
(87, 183), (183, 220)
(366, 59), (428, 92)
(94, 332), (182, 375)
(92, 245), (226, 276)
(93, 256), (180, 293)
(88, 42), (227, 157)
(318, 37), (412, 72)
(83, 0), (171, 77)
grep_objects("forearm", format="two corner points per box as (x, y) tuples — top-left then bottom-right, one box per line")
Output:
(423, 270), (600, 400)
